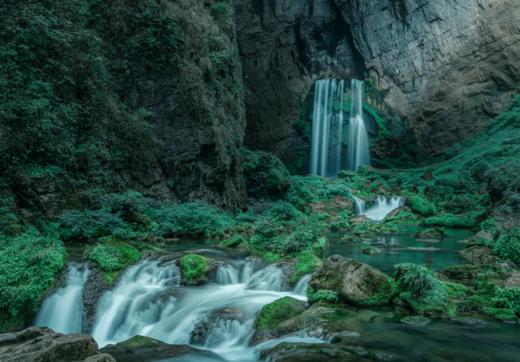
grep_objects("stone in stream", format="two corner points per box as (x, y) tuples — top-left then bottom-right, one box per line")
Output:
(101, 335), (221, 362)
(0, 327), (114, 362)
(190, 307), (247, 346)
(260, 342), (371, 362)
(309, 256), (395, 306)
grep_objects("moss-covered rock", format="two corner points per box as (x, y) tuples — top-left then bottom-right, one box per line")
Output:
(309, 256), (396, 306)
(178, 254), (212, 285)
(409, 196), (437, 216)
(255, 297), (307, 332)
(290, 250), (322, 284)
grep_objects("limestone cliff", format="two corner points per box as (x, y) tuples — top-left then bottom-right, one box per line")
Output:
(235, 0), (520, 163)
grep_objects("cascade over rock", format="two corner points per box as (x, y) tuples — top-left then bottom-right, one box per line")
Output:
(235, 0), (520, 162)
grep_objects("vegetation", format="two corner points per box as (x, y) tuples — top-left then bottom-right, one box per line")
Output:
(0, 229), (66, 331)
(256, 297), (306, 331)
(242, 149), (291, 199)
(179, 254), (211, 285)
(493, 228), (520, 265)
(307, 287), (339, 303)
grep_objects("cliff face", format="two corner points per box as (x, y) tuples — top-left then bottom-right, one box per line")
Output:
(0, 0), (246, 212)
(236, 0), (520, 160)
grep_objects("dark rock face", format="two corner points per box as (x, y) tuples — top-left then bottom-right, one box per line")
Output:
(0, 327), (113, 362)
(83, 268), (110, 332)
(234, 0), (361, 169)
(235, 0), (520, 160)
(190, 307), (247, 346)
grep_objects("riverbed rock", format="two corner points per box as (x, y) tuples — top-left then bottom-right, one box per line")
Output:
(309, 256), (395, 306)
(260, 342), (370, 362)
(190, 308), (247, 346)
(101, 335), (220, 362)
(0, 327), (113, 362)
(460, 245), (498, 265)
(252, 297), (307, 344)
(83, 267), (111, 332)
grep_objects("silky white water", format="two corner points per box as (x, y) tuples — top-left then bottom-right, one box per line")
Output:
(91, 259), (318, 361)
(35, 263), (89, 334)
(356, 196), (405, 221)
(348, 79), (371, 171)
(310, 79), (346, 177)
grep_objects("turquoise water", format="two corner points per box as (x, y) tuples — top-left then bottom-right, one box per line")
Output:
(327, 228), (472, 274)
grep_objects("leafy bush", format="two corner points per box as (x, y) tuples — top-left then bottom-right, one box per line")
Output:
(179, 254), (211, 285)
(0, 229), (66, 331)
(286, 176), (351, 209)
(265, 201), (303, 221)
(307, 287), (339, 303)
(493, 228), (520, 265)
(394, 263), (448, 314)
(86, 240), (141, 272)
(409, 195), (436, 216)
(58, 209), (130, 241)
(149, 202), (234, 238)
(277, 221), (323, 255)
(486, 288), (520, 320)
(241, 149), (291, 199)
(423, 213), (479, 228)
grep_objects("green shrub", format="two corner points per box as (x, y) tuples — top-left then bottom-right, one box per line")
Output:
(86, 240), (141, 272)
(394, 263), (448, 314)
(0, 229), (66, 331)
(58, 209), (130, 241)
(409, 195), (436, 216)
(423, 213), (479, 228)
(286, 176), (351, 209)
(277, 221), (323, 255)
(179, 254), (211, 285)
(149, 202), (233, 238)
(493, 228), (520, 265)
(241, 149), (291, 199)
(265, 201), (303, 221)
(291, 250), (322, 283)
(486, 288), (520, 320)
(307, 287), (339, 303)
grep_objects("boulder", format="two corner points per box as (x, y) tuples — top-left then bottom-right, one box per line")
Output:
(190, 308), (247, 346)
(101, 335), (220, 362)
(309, 256), (395, 306)
(0, 327), (113, 362)
(260, 342), (370, 362)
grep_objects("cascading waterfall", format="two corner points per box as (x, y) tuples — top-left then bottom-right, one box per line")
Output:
(356, 196), (405, 221)
(348, 79), (371, 171)
(310, 79), (346, 177)
(292, 274), (311, 295)
(90, 259), (318, 362)
(35, 263), (89, 334)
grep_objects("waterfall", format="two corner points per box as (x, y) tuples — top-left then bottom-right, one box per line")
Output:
(348, 80), (371, 171)
(293, 274), (311, 295)
(310, 79), (346, 177)
(356, 196), (405, 221)
(90, 259), (313, 361)
(35, 263), (89, 334)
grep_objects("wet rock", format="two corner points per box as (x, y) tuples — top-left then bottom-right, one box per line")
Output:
(460, 245), (498, 265)
(361, 246), (383, 256)
(504, 271), (520, 288)
(0, 327), (112, 362)
(309, 256), (395, 306)
(441, 264), (483, 284)
(400, 316), (431, 326)
(252, 297), (307, 345)
(83, 267), (111, 332)
(416, 228), (445, 240)
(101, 335), (220, 362)
(260, 342), (370, 362)
(190, 308), (247, 346)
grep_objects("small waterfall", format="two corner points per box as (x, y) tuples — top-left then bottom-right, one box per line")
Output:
(35, 263), (89, 334)
(353, 196), (366, 214)
(310, 79), (346, 177)
(293, 274), (311, 295)
(357, 196), (405, 221)
(90, 259), (311, 361)
(91, 260), (180, 346)
(348, 80), (371, 171)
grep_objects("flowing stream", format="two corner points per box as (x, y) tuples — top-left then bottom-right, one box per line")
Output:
(35, 262), (89, 334)
(90, 259), (317, 361)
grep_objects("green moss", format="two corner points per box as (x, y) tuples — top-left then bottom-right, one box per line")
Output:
(221, 234), (245, 248)
(86, 239), (141, 275)
(117, 335), (163, 349)
(179, 254), (211, 285)
(409, 195), (437, 216)
(256, 297), (306, 331)
(484, 288), (520, 321)
(291, 250), (322, 284)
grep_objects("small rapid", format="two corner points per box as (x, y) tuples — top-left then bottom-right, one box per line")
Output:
(91, 259), (317, 361)
(35, 262), (89, 334)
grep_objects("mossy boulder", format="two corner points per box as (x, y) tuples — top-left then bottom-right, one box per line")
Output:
(256, 297), (307, 332)
(178, 254), (212, 285)
(409, 196), (437, 216)
(309, 256), (396, 306)
(416, 228), (445, 240)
